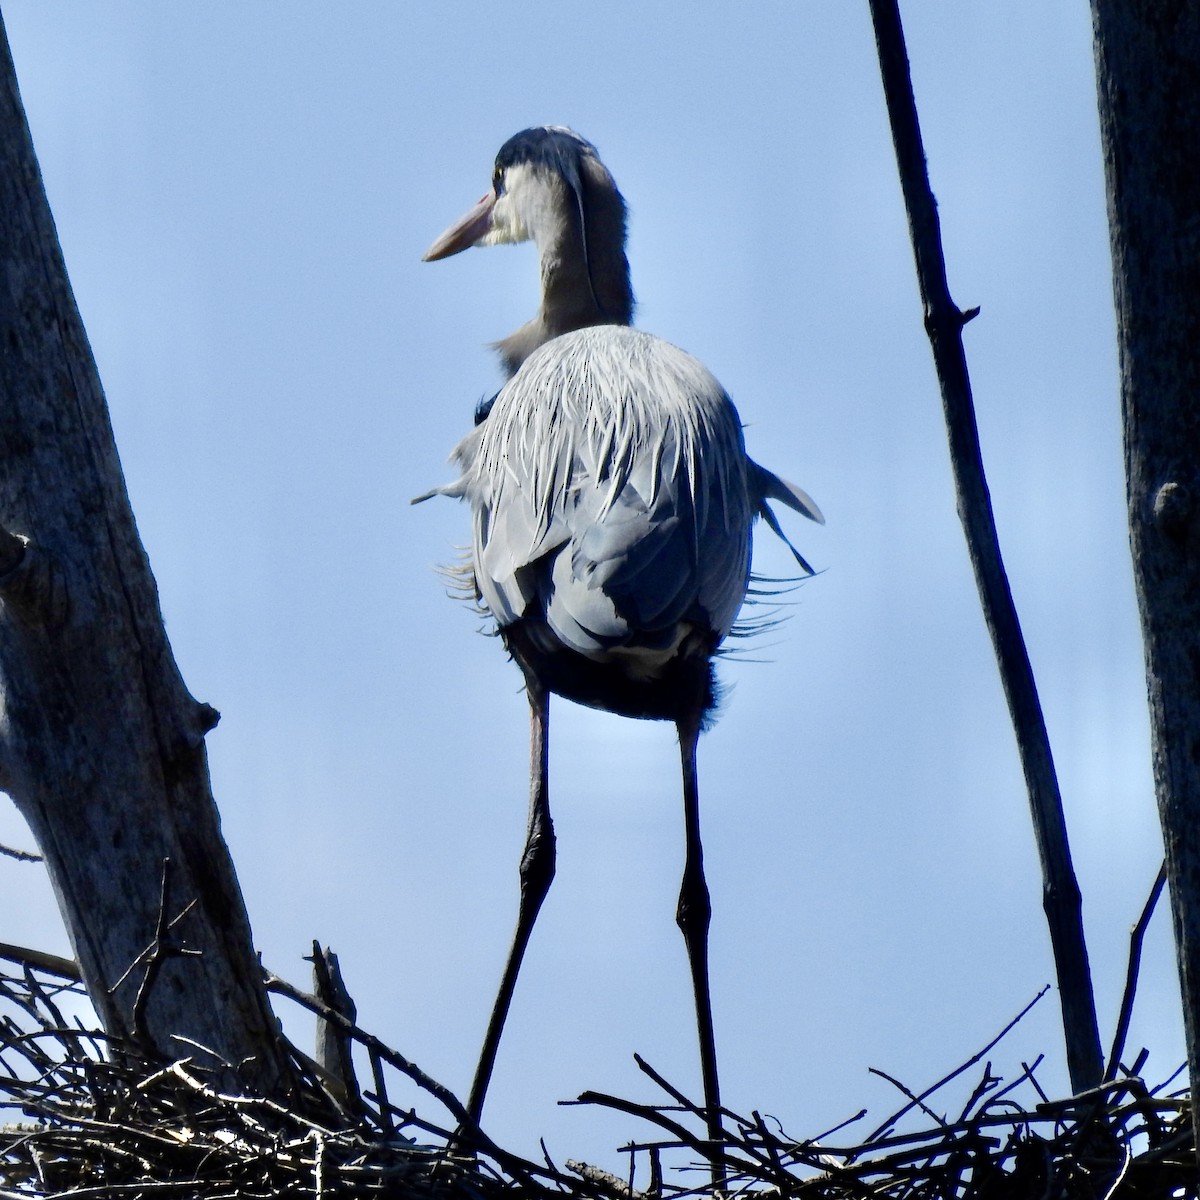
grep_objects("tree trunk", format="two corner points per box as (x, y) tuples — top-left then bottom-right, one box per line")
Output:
(1089, 0), (1200, 1148)
(0, 11), (291, 1094)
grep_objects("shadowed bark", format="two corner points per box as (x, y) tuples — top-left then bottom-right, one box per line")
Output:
(1090, 0), (1200, 1159)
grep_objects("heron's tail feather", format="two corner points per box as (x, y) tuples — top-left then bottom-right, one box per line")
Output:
(757, 501), (816, 575)
(747, 459), (825, 525)
(746, 458), (822, 576)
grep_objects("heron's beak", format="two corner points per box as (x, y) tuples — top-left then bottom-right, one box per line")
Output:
(422, 191), (496, 261)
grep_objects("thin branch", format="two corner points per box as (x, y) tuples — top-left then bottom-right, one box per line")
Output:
(0, 942), (81, 981)
(0, 840), (41, 862)
(633, 1054), (705, 1115)
(574, 1088), (733, 1174)
(566, 1159), (651, 1200)
(955, 1061), (1001, 1122)
(1106, 861), (1169, 1080)
(990, 1054), (1046, 1108)
(864, 986), (1049, 1142)
(868, 1066), (948, 1131)
(263, 971), (471, 1130)
(801, 1104), (868, 1142)
(131, 860), (193, 1040)
(866, 0), (1103, 1093)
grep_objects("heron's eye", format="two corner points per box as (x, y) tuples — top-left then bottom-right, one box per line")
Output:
(492, 167), (505, 195)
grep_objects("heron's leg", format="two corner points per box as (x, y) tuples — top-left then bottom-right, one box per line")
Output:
(675, 710), (724, 1187)
(466, 681), (555, 1126)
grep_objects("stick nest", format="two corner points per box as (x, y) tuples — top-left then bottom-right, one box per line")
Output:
(0, 964), (1192, 1200)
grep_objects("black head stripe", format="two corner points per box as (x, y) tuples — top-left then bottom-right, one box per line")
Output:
(494, 126), (598, 179)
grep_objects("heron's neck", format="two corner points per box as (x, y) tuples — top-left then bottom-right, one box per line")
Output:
(496, 201), (634, 378)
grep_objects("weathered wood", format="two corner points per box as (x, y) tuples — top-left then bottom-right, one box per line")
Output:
(0, 11), (291, 1092)
(1089, 0), (1200, 1156)
(312, 942), (362, 1113)
(867, 0), (1104, 1094)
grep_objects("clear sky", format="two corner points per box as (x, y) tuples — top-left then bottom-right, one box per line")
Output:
(0, 1), (1181, 1171)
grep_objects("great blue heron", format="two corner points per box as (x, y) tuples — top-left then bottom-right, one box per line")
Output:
(418, 127), (822, 1150)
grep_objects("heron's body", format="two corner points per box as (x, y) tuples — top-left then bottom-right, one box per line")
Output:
(434, 324), (756, 720)
(418, 128), (821, 1164)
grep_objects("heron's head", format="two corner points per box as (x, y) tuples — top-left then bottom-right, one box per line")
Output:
(423, 126), (622, 261)
(424, 127), (634, 371)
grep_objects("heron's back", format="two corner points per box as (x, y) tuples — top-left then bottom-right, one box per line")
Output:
(453, 325), (754, 720)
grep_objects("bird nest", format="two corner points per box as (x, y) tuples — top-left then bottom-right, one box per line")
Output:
(0, 961), (1192, 1200)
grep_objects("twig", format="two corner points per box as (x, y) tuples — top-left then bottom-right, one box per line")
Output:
(109, 885), (201, 998)
(955, 1061), (1000, 1122)
(567, 1159), (650, 1200)
(747, 1111), (786, 1178)
(131, 860), (191, 1039)
(167, 1032), (234, 1070)
(989, 1054), (1045, 1107)
(868, 1066), (948, 1130)
(805, 1106), (869, 1147)
(866, 0), (1103, 1095)
(264, 971), (469, 1129)
(575, 1088), (738, 1175)
(1023, 1059), (1051, 1105)
(864, 986), (1048, 1142)
(633, 1055), (696, 1112)
(1106, 860), (1168, 1080)
(0, 840), (41, 862)
(0, 942), (81, 981)
(368, 1046), (395, 1136)
(1153, 1061), (1187, 1095)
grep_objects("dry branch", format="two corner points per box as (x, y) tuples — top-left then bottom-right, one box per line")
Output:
(0, 843), (39, 864)
(1106, 863), (1168, 1083)
(866, 0), (1104, 1094)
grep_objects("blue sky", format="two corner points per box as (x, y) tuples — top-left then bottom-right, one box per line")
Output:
(0, 2), (1180, 1170)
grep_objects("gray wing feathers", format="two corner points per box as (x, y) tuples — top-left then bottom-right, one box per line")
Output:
(457, 327), (755, 655)
(424, 326), (819, 656)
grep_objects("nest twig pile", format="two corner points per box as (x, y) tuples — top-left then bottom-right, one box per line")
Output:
(576, 1047), (1192, 1198)
(0, 959), (1193, 1199)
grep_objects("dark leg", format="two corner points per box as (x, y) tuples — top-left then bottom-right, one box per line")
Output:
(466, 682), (555, 1125)
(675, 711), (724, 1188)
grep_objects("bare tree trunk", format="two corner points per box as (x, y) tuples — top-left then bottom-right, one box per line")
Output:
(1089, 0), (1200, 1154)
(0, 11), (291, 1093)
